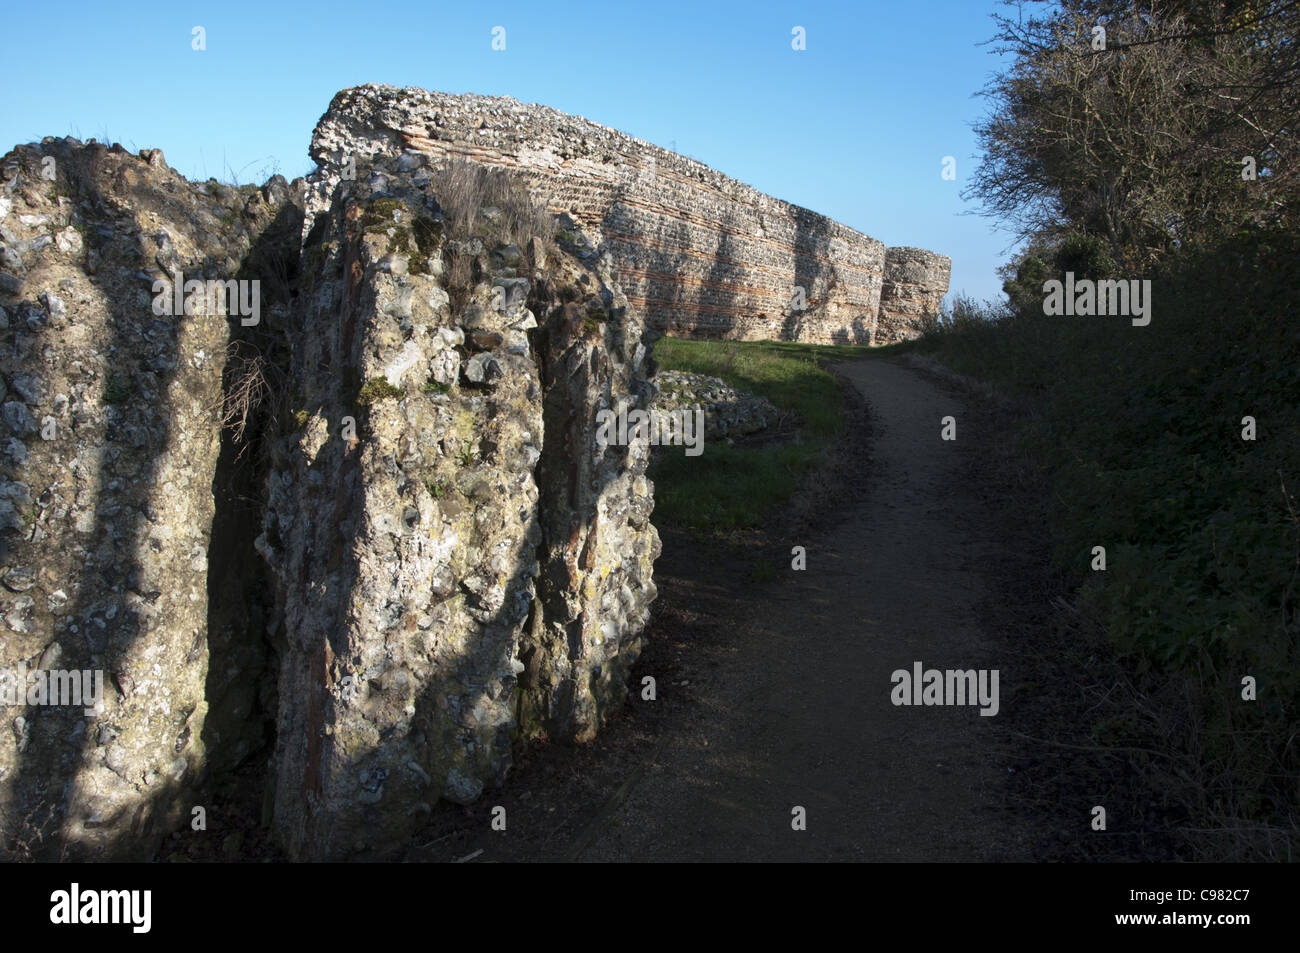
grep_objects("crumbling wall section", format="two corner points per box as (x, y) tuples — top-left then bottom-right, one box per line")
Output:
(879, 247), (952, 344)
(0, 140), (262, 858)
(309, 85), (949, 345)
(262, 149), (659, 859)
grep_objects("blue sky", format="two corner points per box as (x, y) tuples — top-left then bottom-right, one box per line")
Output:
(1, 0), (1020, 303)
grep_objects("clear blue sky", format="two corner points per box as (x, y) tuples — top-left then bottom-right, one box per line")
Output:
(1, 0), (1021, 304)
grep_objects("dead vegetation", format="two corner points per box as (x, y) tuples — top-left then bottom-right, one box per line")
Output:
(429, 159), (554, 255)
(429, 160), (557, 311)
(0, 799), (65, 862)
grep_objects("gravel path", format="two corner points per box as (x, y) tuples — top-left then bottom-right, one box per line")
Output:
(577, 358), (1032, 861)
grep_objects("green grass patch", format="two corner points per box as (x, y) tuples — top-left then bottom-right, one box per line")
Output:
(647, 337), (869, 532)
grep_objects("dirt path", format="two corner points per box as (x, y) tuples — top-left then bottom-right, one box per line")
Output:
(574, 358), (1034, 861)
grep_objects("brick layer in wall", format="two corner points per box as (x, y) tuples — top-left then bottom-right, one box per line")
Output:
(310, 85), (950, 345)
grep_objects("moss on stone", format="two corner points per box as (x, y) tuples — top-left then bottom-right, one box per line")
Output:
(361, 198), (407, 232)
(103, 374), (134, 404)
(412, 216), (441, 254)
(405, 217), (442, 275)
(357, 378), (403, 405)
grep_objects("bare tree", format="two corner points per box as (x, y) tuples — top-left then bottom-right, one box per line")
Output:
(967, 1), (1299, 269)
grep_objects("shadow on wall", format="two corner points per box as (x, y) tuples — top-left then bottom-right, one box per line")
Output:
(200, 198), (303, 794)
(261, 194), (371, 859)
(598, 192), (694, 339)
(703, 226), (740, 339)
(523, 291), (642, 742)
(787, 209), (831, 342)
(9, 145), (195, 860)
(664, 212), (694, 338)
(271, 238), (654, 859)
(4, 146), (305, 861)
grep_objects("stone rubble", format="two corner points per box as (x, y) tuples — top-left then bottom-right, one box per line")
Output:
(650, 370), (779, 441)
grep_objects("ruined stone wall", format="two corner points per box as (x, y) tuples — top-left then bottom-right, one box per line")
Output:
(0, 128), (659, 861)
(1, 82), (944, 862)
(880, 247), (953, 342)
(259, 169), (552, 857)
(311, 85), (950, 346)
(255, 152), (661, 859)
(0, 140), (281, 859)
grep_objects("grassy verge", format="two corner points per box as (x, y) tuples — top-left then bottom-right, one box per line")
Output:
(901, 230), (1300, 858)
(648, 338), (870, 532)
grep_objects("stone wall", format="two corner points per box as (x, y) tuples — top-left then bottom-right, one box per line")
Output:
(0, 127), (660, 861)
(880, 247), (952, 342)
(0, 139), (286, 859)
(0, 83), (943, 860)
(310, 85), (950, 346)
(262, 152), (659, 859)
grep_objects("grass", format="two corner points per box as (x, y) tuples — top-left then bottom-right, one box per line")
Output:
(428, 160), (553, 259)
(647, 337), (870, 532)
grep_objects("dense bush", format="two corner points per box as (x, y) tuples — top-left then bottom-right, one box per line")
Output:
(914, 227), (1300, 853)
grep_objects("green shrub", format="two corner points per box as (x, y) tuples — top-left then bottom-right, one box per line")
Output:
(918, 226), (1300, 847)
